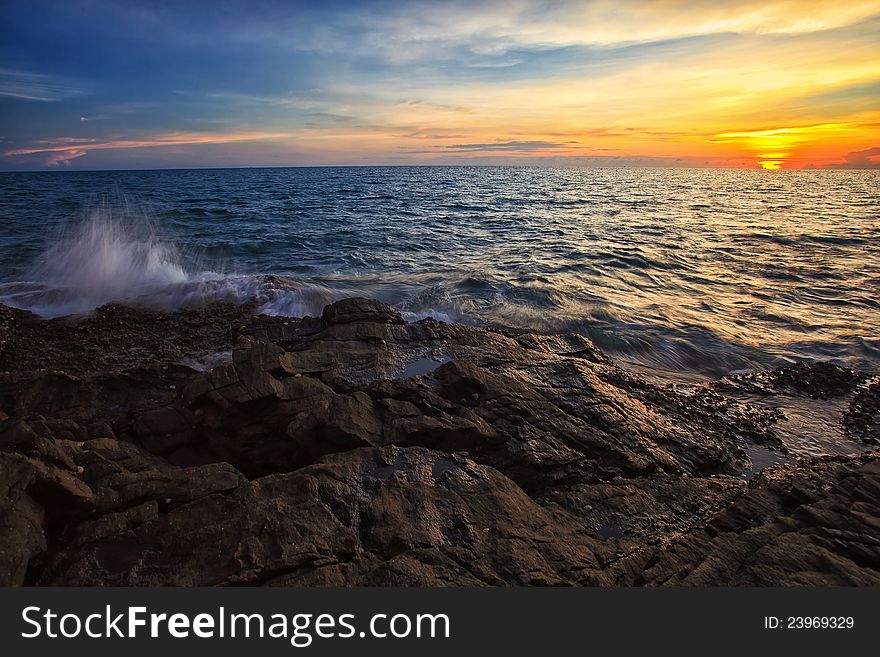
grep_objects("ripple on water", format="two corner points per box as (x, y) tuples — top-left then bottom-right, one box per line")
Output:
(0, 167), (877, 379)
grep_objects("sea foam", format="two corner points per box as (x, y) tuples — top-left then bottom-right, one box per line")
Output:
(3, 203), (205, 317)
(0, 203), (342, 319)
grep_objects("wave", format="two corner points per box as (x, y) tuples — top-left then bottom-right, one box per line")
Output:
(1, 203), (214, 317)
(0, 203), (376, 321)
(2, 199), (876, 381)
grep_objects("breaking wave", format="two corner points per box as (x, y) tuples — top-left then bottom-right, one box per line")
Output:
(1, 166), (878, 380)
(1, 204), (214, 317)
(0, 203), (369, 321)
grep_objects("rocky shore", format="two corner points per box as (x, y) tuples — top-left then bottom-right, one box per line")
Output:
(1, 298), (877, 586)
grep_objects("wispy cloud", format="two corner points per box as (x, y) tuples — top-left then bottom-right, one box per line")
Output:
(254, 0), (880, 62)
(3, 131), (292, 166)
(1, 0), (878, 168)
(0, 68), (90, 102)
(442, 140), (576, 152)
(44, 149), (88, 166)
(394, 129), (470, 140)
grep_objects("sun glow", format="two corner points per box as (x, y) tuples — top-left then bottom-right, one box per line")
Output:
(711, 123), (862, 168)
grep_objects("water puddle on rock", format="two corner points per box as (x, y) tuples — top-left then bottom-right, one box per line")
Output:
(743, 442), (792, 479)
(770, 395), (866, 458)
(596, 521), (624, 539)
(738, 392), (871, 478)
(398, 354), (453, 379)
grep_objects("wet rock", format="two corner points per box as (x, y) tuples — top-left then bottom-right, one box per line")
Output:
(1, 299), (878, 587)
(0, 305), (16, 357)
(38, 446), (613, 586)
(0, 302), (255, 377)
(0, 455), (45, 586)
(613, 451), (880, 586)
(541, 473), (747, 542)
(844, 379), (880, 444)
(322, 297), (404, 326)
(723, 362), (870, 400)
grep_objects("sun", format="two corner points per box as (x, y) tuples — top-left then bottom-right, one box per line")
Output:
(711, 123), (855, 169)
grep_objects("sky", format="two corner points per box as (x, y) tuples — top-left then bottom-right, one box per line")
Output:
(1, 0), (879, 170)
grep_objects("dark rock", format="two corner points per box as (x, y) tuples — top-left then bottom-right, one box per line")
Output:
(38, 446), (613, 586)
(1, 298), (877, 587)
(280, 340), (380, 375)
(541, 473), (747, 542)
(322, 297), (404, 326)
(844, 379), (880, 444)
(0, 455), (45, 585)
(133, 405), (196, 452)
(613, 452), (880, 586)
(723, 362), (870, 400)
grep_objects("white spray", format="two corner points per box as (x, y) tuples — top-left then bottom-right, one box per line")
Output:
(0, 198), (333, 319)
(21, 201), (193, 317)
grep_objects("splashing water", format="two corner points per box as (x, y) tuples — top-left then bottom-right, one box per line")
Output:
(38, 207), (189, 312)
(3, 204), (196, 317)
(1, 167), (878, 380)
(0, 200), (352, 319)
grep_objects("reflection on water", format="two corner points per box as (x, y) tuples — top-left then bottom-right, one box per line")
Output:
(743, 443), (792, 479)
(398, 354), (453, 379)
(0, 167), (877, 379)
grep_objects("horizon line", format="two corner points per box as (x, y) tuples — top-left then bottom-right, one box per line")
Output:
(2, 163), (877, 174)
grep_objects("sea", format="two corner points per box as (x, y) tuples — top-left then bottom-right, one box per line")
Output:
(1, 166), (877, 380)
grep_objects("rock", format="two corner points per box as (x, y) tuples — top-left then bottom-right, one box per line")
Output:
(844, 379), (880, 444)
(68, 500), (159, 548)
(541, 473), (747, 542)
(37, 446), (613, 586)
(0, 302), (252, 377)
(1, 298), (878, 587)
(279, 340), (379, 375)
(722, 362), (870, 400)
(0, 455), (45, 585)
(133, 405), (196, 452)
(233, 341), (287, 375)
(322, 298), (404, 326)
(612, 452), (880, 586)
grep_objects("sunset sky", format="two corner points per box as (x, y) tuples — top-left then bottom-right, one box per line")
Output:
(1, 0), (879, 170)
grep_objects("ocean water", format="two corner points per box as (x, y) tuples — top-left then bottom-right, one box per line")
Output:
(0, 166), (877, 379)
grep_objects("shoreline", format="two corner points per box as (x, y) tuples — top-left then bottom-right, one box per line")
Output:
(1, 297), (878, 585)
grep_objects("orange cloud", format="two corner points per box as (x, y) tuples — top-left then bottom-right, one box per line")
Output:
(44, 149), (88, 167)
(827, 145), (880, 168)
(4, 131), (292, 166)
(709, 122), (879, 168)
